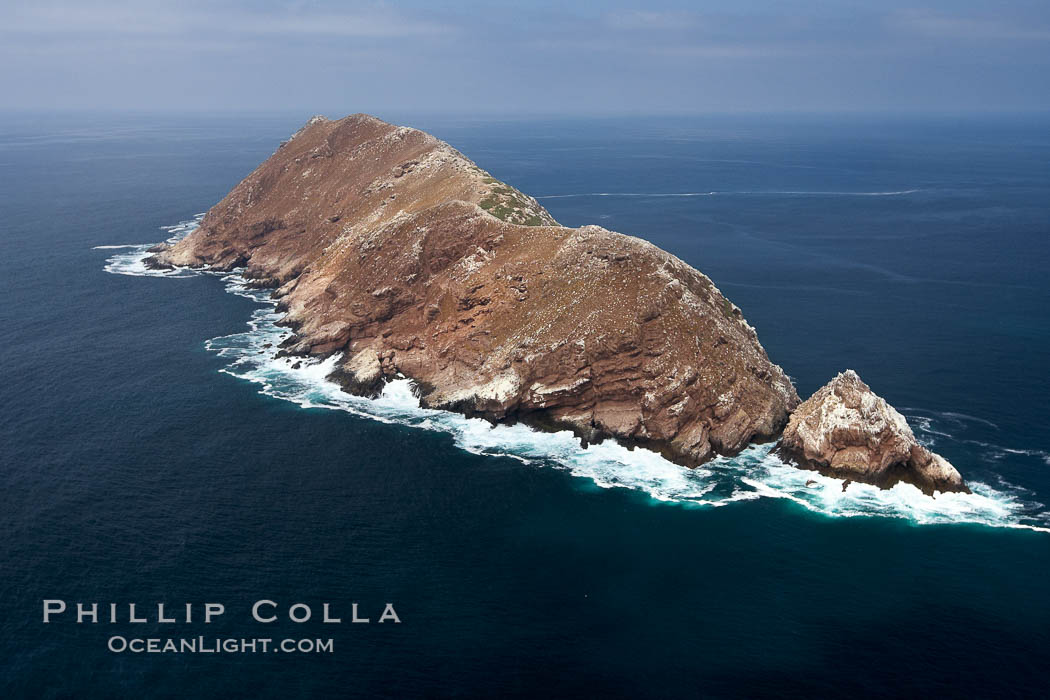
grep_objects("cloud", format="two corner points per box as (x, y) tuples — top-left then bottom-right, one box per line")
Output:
(0, 1), (455, 40)
(1, 1), (190, 36)
(604, 11), (702, 31)
(891, 9), (1050, 42)
(1, 0), (1048, 112)
(237, 13), (453, 38)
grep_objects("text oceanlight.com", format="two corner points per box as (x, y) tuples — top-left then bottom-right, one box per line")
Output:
(107, 636), (334, 654)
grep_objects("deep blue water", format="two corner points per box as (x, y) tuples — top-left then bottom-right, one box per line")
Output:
(1, 112), (1049, 698)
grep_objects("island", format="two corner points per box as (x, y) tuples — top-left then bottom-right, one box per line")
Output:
(147, 113), (967, 495)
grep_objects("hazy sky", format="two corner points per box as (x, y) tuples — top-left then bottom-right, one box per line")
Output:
(2, 0), (1048, 114)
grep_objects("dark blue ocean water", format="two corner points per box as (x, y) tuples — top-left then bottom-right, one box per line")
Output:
(1, 112), (1049, 698)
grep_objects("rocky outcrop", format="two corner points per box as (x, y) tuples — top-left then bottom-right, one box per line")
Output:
(777, 370), (967, 494)
(148, 113), (799, 467)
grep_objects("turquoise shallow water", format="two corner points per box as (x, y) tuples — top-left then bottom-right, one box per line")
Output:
(2, 113), (1049, 697)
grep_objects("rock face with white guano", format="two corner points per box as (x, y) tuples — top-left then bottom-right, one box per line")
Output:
(777, 370), (968, 494)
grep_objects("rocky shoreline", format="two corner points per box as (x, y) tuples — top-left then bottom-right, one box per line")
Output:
(147, 113), (966, 495)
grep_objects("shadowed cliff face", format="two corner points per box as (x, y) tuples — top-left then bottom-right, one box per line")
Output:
(149, 113), (799, 467)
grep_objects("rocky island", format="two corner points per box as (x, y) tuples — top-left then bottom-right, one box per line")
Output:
(778, 370), (968, 494)
(148, 113), (966, 494)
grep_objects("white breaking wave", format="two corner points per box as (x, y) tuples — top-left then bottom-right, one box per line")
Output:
(537, 190), (920, 199)
(100, 214), (204, 277)
(99, 215), (1049, 533)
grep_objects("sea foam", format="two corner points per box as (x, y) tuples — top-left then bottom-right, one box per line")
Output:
(101, 214), (205, 278)
(100, 216), (1049, 533)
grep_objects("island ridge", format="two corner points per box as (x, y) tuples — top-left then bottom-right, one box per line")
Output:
(148, 113), (966, 494)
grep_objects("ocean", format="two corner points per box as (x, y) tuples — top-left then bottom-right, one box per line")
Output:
(1, 112), (1048, 697)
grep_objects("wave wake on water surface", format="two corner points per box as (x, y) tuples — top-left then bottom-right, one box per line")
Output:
(537, 190), (921, 199)
(100, 216), (1049, 533)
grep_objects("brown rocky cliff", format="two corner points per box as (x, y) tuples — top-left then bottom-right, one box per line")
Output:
(149, 113), (800, 467)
